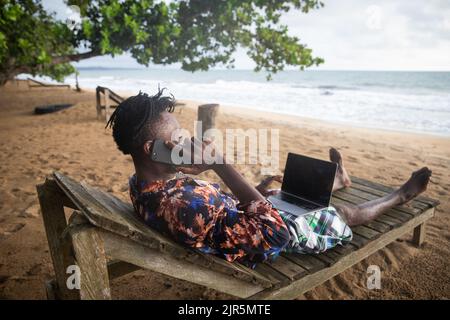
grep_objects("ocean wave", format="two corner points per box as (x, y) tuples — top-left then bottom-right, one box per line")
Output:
(23, 71), (450, 136)
(317, 85), (358, 90)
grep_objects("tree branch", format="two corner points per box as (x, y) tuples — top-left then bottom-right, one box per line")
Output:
(50, 50), (101, 65)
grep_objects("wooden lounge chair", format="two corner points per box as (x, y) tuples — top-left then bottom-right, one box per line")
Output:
(27, 77), (71, 89)
(37, 171), (439, 300)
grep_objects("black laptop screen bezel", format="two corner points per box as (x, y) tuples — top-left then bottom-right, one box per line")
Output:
(281, 152), (337, 207)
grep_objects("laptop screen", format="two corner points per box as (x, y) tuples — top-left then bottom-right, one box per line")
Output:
(281, 153), (337, 207)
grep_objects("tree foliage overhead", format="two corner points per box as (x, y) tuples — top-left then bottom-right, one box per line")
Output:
(0, 0), (324, 84)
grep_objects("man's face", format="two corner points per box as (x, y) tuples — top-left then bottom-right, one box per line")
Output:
(144, 111), (181, 174)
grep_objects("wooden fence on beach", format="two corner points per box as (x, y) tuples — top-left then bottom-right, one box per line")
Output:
(95, 85), (189, 122)
(95, 86), (124, 121)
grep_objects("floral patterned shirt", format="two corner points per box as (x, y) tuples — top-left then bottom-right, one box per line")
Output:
(129, 174), (290, 266)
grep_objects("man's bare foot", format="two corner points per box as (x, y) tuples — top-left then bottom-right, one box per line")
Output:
(330, 147), (352, 190)
(397, 167), (432, 204)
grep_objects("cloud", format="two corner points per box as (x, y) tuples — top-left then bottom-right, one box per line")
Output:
(279, 0), (450, 70)
(42, 0), (450, 71)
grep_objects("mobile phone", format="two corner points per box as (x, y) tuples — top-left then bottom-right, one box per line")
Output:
(150, 139), (175, 165)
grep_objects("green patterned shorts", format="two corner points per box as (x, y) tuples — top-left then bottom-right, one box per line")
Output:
(279, 206), (353, 254)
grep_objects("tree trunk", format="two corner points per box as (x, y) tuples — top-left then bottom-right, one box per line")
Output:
(0, 67), (29, 86)
(0, 74), (11, 86)
(0, 50), (100, 86)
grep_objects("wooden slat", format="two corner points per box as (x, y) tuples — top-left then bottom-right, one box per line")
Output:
(37, 179), (80, 300)
(349, 233), (369, 248)
(248, 207), (435, 299)
(55, 172), (170, 250)
(70, 218), (111, 300)
(264, 256), (308, 281)
(95, 86), (123, 121)
(104, 88), (111, 122)
(285, 242), (358, 275)
(373, 214), (403, 227)
(312, 253), (337, 267)
(377, 210), (410, 223)
(107, 260), (141, 279)
(253, 262), (290, 287)
(352, 225), (381, 240)
(284, 244), (357, 275)
(362, 219), (391, 233)
(334, 242), (358, 254)
(53, 172), (272, 289)
(98, 227), (264, 299)
(184, 251), (273, 288)
(282, 253), (327, 274)
(321, 245), (354, 265)
(96, 86), (124, 104)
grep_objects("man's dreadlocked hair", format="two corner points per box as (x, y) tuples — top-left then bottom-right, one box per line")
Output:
(106, 89), (175, 155)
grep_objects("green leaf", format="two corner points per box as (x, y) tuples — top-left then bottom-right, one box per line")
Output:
(0, 0), (324, 84)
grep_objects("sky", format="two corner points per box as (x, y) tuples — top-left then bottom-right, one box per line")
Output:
(43, 0), (450, 71)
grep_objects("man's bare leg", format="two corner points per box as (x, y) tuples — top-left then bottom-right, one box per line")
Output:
(330, 147), (352, 192)
(334, 167), (432, 226)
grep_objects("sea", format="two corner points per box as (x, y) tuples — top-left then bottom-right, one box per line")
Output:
(31, 68), (450, 136)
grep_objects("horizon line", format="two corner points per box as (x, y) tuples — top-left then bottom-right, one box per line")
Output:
(74, 66), (450, 72)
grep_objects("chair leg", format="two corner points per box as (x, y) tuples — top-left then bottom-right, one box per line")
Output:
(105, 89), (111, 123)
(37, 179), (79, 300)
(45, 279), (58, 300)
(70, 221), (111, 300)
(412, 223), (426, 247)
(96, 87), (102, 120)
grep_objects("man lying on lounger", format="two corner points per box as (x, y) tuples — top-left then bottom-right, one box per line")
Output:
(106, 90), (431, 267)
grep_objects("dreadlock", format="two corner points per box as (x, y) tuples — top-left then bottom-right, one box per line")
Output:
(106, 88), (175, 155)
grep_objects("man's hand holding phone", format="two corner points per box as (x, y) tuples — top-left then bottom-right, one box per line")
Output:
(153, 137), (265, 203)
(163, 137), (224, 175)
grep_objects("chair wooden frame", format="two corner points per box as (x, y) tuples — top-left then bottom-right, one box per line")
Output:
(38, 172), (438, 300)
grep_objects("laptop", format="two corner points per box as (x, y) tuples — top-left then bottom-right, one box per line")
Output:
(267, 152), (337, 217)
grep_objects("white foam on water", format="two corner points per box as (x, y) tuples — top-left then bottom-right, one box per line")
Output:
(20, 70), (450, 136)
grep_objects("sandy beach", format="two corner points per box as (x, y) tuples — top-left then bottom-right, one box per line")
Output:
(0, 80), (449, 299)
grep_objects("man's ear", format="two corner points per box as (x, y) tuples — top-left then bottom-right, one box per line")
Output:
(143, 141), (153, 155)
